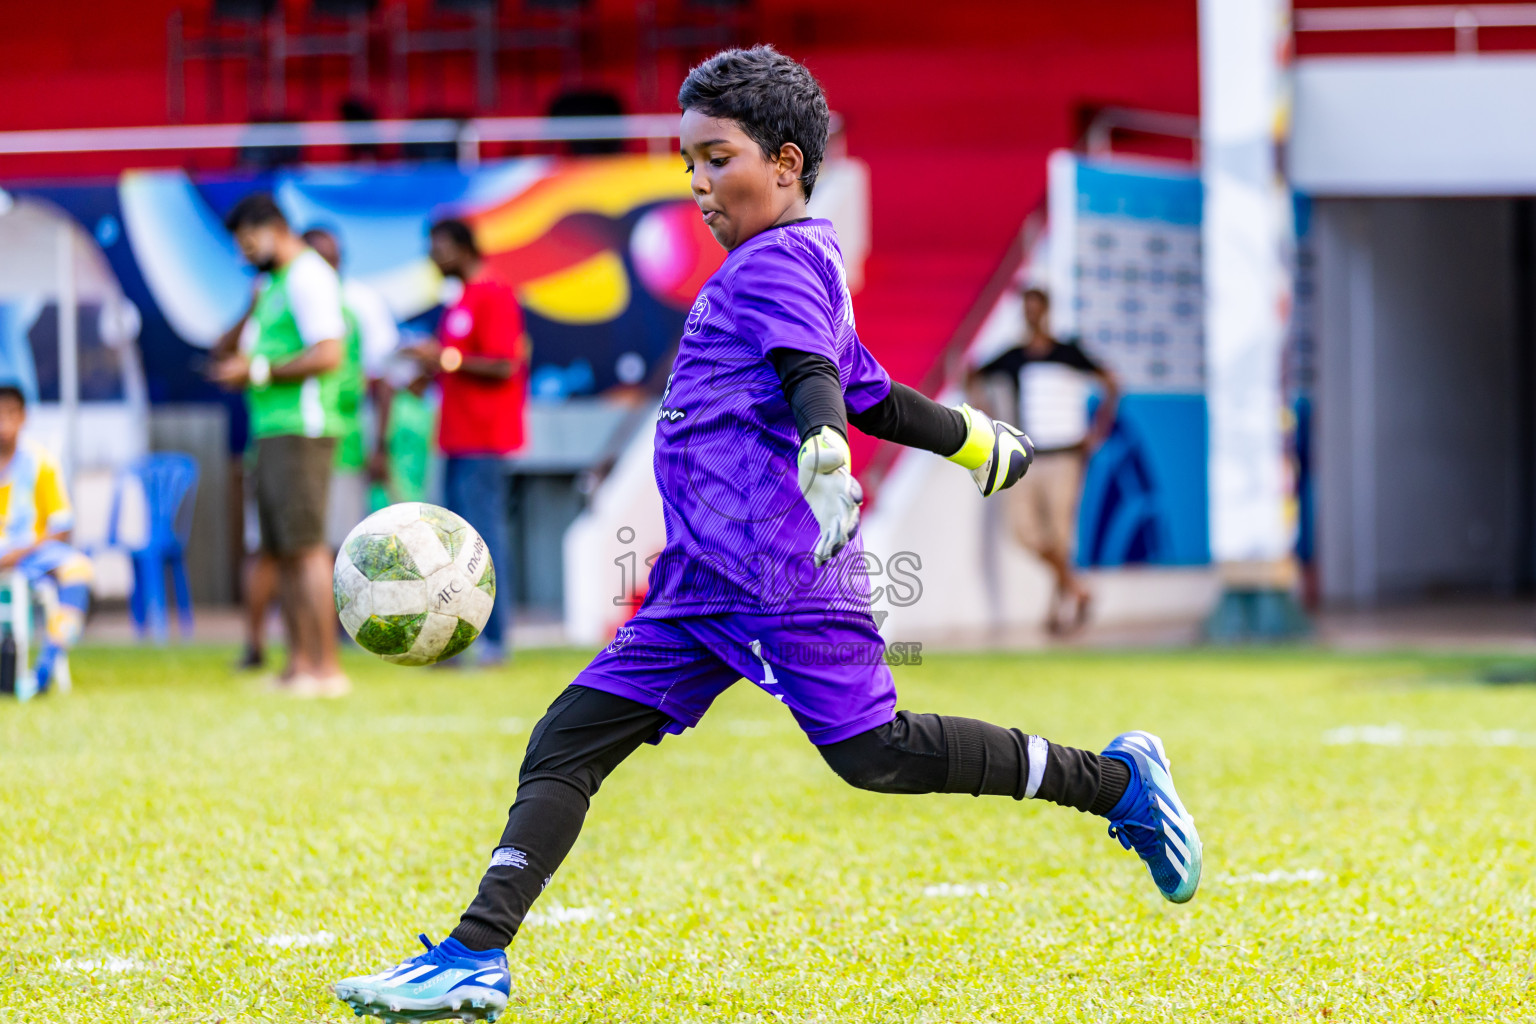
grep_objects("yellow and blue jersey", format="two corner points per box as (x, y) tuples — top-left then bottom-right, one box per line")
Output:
(0, 440), (73, 552)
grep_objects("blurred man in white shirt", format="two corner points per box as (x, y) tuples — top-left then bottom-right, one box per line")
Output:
(303, 227), (400, 545)
(972, 287), (1119, 634)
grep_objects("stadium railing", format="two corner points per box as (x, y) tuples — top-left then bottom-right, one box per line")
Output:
(0, 112), (845, 171)
(1294, 3), (1536, 55)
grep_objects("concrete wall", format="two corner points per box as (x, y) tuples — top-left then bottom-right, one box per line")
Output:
(1293, 56), (1536, 196)
(148, 404), (233, 605)
(1314, 199), (1526, 604)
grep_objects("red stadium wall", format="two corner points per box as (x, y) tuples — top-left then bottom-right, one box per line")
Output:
(0, 0), (1199, 414)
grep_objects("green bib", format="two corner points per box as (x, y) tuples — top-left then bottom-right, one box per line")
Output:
(246, 255), (347, 440)
(334, 304), (367, 471)
(368, 388), (436, 511)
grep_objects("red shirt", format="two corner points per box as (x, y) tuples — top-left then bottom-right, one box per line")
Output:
(437, 277), (529, 456)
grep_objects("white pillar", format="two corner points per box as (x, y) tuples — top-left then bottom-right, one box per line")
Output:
(1046, 150), (1080, 338)
(1200, 0), (1296, 580)
(56, 221), (79, 485)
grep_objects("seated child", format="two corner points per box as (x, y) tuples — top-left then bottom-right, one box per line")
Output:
(0, 385), (91, 692)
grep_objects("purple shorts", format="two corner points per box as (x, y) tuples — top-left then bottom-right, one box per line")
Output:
(574, 612), (898, 746)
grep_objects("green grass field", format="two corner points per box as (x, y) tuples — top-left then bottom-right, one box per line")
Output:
(2, 645), (1534, 1023)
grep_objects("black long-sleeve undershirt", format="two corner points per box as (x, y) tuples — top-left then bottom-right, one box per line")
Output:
(768, 346), (849, 441)
(767, 347), (967, 457)
(850, 381), (967, 456)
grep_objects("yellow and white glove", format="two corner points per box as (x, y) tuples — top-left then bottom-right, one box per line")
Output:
(946, 403), (1035, 497)
(796, 425), (864, 567)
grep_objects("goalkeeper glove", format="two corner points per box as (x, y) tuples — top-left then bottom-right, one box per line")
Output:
(946, 403), (1035, 496)
(797, 425), (864, 567)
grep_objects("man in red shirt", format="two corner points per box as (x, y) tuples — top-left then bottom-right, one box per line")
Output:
(405, 218), (530, 663)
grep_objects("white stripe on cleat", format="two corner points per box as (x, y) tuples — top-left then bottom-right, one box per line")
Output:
(1164, 844), (1190, 881)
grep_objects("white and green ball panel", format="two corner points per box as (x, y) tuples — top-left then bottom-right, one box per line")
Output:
(333, 548), (368, 617)
(454, 522), (496, 602)
(419, 504), (473, 560)
(446, 527), (495, 622)
(334, 502), (494, 664)
(338, 579), (431, 657)
(424, 565), (493, 629)
(352, 501), (426, 537)
(381, 610), (481, 666)
(341, 593), (482, 664)
(355, 501), (473, 559)
(344, 519), (453, 582)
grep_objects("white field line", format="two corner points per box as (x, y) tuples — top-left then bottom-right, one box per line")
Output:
(53, 956), (152, 974)
(922, 883), (991, 898)
(523, 905), (608, 927)
(258, 930), (337, 949)
(1323, 724), (1536, 747)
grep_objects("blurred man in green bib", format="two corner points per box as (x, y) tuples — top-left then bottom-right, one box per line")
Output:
(235, 226), (402, 675)
(210, 193), (350, 698)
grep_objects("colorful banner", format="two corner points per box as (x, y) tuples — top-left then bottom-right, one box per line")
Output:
(8, 156), (727, 437)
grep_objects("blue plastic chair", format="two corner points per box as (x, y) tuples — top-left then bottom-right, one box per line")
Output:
(108, 453), (199, 641)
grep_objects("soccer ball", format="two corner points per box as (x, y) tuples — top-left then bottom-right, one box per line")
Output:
(333, 503), (496, 665)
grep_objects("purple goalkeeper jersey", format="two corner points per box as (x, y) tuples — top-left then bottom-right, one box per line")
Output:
(639, 218), (892, 619)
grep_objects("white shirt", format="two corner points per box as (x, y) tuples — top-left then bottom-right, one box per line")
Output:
(342, 277), (401, 379)
(977, 339), (1105, 452)
(285, 248), (347, 346)
(1020, 361), (1094, 450)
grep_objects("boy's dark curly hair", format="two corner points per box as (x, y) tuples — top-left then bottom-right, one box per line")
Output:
(678, 45), (830, 200)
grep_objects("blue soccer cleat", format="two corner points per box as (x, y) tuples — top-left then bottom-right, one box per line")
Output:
(333, 935), (510, 1022)
(1100, 731), (1202, 903)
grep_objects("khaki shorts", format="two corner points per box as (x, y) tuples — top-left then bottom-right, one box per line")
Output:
(254, 435), (336, 556)
(1006, 449), (1083, 557)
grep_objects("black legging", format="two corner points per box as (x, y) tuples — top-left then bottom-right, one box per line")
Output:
(450, 685), (1125, 951)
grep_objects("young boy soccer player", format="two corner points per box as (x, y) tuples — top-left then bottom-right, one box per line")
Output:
(335, 46), (1202, 1022)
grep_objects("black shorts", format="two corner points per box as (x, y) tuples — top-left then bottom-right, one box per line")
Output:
(254, 435), (336, 556)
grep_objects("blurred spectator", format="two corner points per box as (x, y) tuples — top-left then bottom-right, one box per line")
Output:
(548, 90), (626, 155)
(209, 193), (350, 697)
(302, 226), (400, 546)
(368, 337), (437, 511)
(971, 287), (1119, 634)
(234, 226), (401, 672)
(339, 97), (383, 163)
(401, 218), (529, 665)
(0, 385), (91, 693)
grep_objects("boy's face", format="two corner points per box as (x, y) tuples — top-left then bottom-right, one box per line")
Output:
(680, 109), (803, 251)
(0, 396), (25, 449)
